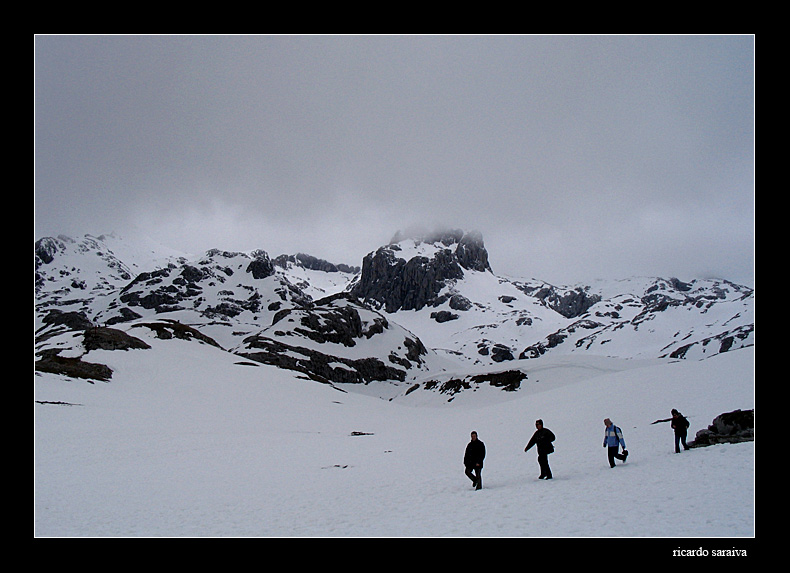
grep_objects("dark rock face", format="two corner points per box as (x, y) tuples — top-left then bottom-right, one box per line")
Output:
(351, 248), (463, 312)
(245, 250), (275, 279)
(490, 344), (515, 362)
(83, 327), (151, 351)
(40, 309), (94, 331)
(273, 253), (360, 274)
(689, 409), (754, 447)
(35, 351), (114, 382)
(34, 237), (62, 265)
(236, 294), (428, 385)
(454, 231), (492, 273)
(350, 230), (491, 313)
(238, 337), (409, 385)
(516, 284), (601, 319)
(131, 320), (222, 348)
(470, 369), (525, 390)
(106, 307), (143, 325)
(422, 369), (526, 398)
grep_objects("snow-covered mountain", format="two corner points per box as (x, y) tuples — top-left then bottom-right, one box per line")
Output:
(34, 229), (754, 401)
(34, 230), (755, 538)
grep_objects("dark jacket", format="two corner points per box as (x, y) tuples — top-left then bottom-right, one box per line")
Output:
(526, 427), (555, 455)
(464, 439), (486, 468)
(671, 414), (690, 435)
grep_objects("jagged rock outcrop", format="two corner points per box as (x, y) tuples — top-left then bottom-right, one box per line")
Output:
(351, 247), (462, 313)
(245, 250), (276, 279)
(351, 229), (491, 313)
(40, 309), (95, 331)
(273, 253), (360, 274)
(35, 350), (114, 382)
(237, 337), (410, 385)
(35, 325), (152, 382)
(452, 230), (492, 273)
(420, 369), (527, 400)
(235, 293), (430, 385)
(35, 236), (63, 265)
(513, 283), (601, 319)
(689, 409), (754, 448)
(83, 326), (151, 351)
(131, 320), (222, 348)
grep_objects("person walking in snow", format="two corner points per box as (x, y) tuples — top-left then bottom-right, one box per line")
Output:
(671, 409), (690, 453)
(603, 418), (628, 468)
(524, 419), (555, 479)
(464, 431), (486, 490)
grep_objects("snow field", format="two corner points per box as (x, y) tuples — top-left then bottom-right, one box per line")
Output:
(34, 331), (754, 537)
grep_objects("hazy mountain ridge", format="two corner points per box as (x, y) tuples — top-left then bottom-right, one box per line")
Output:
(34, 230), (754, 400)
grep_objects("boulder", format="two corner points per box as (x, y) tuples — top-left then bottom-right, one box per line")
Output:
(688, 409), (754, 448)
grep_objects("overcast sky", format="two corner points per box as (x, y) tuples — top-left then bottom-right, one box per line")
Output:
(34, 35), (754, 286)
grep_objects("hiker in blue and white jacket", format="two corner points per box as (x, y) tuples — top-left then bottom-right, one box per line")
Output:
(603, 418), (629, 468)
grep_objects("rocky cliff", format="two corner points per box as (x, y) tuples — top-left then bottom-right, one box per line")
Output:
(350, 229), (491, 312)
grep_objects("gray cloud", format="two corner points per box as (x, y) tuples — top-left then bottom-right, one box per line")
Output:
(34, 35), (754, 286)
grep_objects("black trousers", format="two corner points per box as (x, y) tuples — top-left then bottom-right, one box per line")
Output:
(465, 465), (482, 489)
(538, 453), (552, 478)
(607, 446), (627, 467)
(675, 433), (688, 453)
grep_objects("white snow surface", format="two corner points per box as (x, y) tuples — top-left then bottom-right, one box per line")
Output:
(34, 326), (754, 538)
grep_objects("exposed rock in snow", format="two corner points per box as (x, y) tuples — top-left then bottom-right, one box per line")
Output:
(689, 409), (754, 447)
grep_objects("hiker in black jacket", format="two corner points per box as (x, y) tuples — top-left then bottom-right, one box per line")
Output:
(524, 419), (555, 479)
(464, 431), (486, 490)
(671, 409), (690, 453)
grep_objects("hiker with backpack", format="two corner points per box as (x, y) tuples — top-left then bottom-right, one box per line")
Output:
(671, 409), (690, 453)
(524, 419), (556, 479)
(603, 418), (629, 468)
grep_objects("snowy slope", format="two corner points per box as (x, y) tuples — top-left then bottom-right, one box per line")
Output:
(34, 329), (753, 537)
(34, 231), (755, 538)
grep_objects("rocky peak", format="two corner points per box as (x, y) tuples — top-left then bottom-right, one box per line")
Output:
(388, 228), (492, 273)
(351, 229), (491, 313)
(34, 236), (67, 265)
